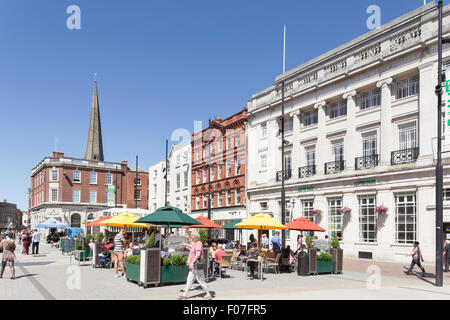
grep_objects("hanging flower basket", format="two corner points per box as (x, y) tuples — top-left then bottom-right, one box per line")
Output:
(339, 207), (351, 215)
(310, 209), (322, 216)
(376, 205), (388, 215)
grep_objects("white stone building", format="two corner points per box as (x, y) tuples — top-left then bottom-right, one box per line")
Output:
(246, 2), (450, 263)
(148, 143), (191, 213)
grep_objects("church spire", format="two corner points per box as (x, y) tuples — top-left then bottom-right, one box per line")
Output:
(85, 78), (104, 161)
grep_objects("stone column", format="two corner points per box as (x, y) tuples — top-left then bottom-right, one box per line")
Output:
(315, 101), (327, 175)
(290, 110), (301, 178)
(418, 62), (437, 166)
(377, 78), (393, 166)
(343, 90), (357, 170)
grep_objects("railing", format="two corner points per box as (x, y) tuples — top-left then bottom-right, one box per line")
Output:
(355, 155), (379, 170)
(391, 147), (419, 165)
(276, 169), (292, 181)
(299, 165), (316, 178)
(324, 160), (346, 174)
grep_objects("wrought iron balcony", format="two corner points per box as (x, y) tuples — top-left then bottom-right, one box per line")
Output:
(299, 165), (316, 178)
(355, 155), (379, 170)
(276, 169), (292, 181)
(324, 160), (346, 174)
(391, 147), (419, 165)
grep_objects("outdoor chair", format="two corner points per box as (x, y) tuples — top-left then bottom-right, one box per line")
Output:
(231, 252), (245, 271)
(218, 255), (232, 278)
(264, 253), (281, 274)
(265, 251), (274, 260)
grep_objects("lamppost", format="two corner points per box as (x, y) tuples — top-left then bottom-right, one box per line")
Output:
(164, 139), (168, 206)
(435, 0), (450, 287)
(281, 81), (286, 249)
(134, 155), (139, 209)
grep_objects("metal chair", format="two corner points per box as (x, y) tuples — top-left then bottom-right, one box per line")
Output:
(263, 253), (281, 274)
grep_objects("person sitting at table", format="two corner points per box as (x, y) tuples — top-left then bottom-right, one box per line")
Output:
(245, 245), (260, 280)
(208, 242), (218, 277)
(213, 244), (227, 277)
(236, 245), (247, 260)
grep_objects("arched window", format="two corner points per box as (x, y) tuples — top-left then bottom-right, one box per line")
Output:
(71, 213), (81, 228)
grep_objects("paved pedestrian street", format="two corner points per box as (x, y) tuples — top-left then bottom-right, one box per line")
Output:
(2, 243), (450, 300)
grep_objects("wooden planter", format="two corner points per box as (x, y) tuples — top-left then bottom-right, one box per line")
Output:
(74, 248), (91, 260)
(307, 248), (317, 274)
(160, 265), (188, 284)
(316, 260), (334, 274)
(330, 248), (343, 274)
(126, 263), (141, 283)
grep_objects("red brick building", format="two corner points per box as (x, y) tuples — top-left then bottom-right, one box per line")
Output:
(191, 107), (247, 239)
(29, 81), (148, 230)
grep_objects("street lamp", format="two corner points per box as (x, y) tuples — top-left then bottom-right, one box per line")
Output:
(434, 0), (450, 287)
(281, 81), (286, 249)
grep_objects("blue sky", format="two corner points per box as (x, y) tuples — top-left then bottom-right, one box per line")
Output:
(0, 0), (437, 210)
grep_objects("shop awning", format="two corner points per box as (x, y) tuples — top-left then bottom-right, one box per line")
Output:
(223, 219), (242, 229)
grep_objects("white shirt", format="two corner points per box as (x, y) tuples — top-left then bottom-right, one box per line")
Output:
(32, 232), (40, 243)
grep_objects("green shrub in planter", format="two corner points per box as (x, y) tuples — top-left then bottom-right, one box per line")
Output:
(75, 242), (83, 250)
(170, 254), (184, 266)
(162, 257), (171, 267)
(181, 256), (188, 264)
(305, 235), (313, 248)
(317, 252), (332, 261)
(126, 254), (140, 265)
(86, 234), (94, 243)
(146, 233), (155, 248)
(331, 237), (340, 249)
(199, 230), (208, 244)
(96, 232), (104, 243)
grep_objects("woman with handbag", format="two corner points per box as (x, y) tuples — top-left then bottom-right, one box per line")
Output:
(178, 231), (212, 300)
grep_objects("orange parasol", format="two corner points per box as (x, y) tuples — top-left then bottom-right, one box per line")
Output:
(181, 216), (222, 229)
(285, 217), (326, 232)
(86, 215), (112, 227)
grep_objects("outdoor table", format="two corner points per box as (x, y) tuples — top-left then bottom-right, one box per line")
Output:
(246, 258), (264, 281)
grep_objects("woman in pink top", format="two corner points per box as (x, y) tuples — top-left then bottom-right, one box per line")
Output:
(404, 241), (426, 277)
(179, 231), (212, 300)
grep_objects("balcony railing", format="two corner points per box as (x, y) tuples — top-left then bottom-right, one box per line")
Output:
(324, 160), (346, 174)
(391, 147), (419, 165)
(355, 155), (379, 170)
(299, 165), (316, 178)
(276, 169), (292, 181)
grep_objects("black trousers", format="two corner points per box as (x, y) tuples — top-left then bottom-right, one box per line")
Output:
(32, 242), (39, 255)
(247, 261), (257, 275)
(445, 256), (450, 272)
(407, 258), (425, 274)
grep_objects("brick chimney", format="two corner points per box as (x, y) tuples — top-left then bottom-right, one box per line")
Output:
(52, 152), (64, 158)
(121, 160), (128, 172)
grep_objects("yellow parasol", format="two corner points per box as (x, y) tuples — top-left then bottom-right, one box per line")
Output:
(99, 213), (150, 229)
(235, 213), (287, 230)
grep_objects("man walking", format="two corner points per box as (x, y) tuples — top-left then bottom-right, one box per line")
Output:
(271, 231), (281, 254)
(443, 240), (450, 272)
(404, 241), (426, 277)
(31, 229), (40, 255)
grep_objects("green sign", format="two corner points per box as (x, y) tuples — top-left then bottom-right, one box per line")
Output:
(354, 179), (376, 186)
(107, 187), (115, 206)
(298, 186), (314, 191)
